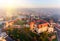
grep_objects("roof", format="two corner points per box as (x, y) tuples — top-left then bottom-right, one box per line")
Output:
(36, 20), (48, 24)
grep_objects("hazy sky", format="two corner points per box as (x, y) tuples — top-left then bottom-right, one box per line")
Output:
(0, 0), (60, 8)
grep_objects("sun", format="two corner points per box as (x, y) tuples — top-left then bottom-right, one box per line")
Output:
(5, 0), (15, 17)
(5, 0), (25, 17)
(0, 0), (26, 17)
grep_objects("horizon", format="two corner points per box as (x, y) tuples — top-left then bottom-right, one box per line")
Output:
(0, 0), (60, 17)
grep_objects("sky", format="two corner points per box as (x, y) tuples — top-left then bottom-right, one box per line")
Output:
(0, 0), (60, 8)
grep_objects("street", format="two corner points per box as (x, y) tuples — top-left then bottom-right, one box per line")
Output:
(55, 27), (60, 41)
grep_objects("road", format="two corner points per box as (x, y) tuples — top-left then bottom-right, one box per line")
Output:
(5, 37), (13, 41)
(55, 27), (60, 41)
